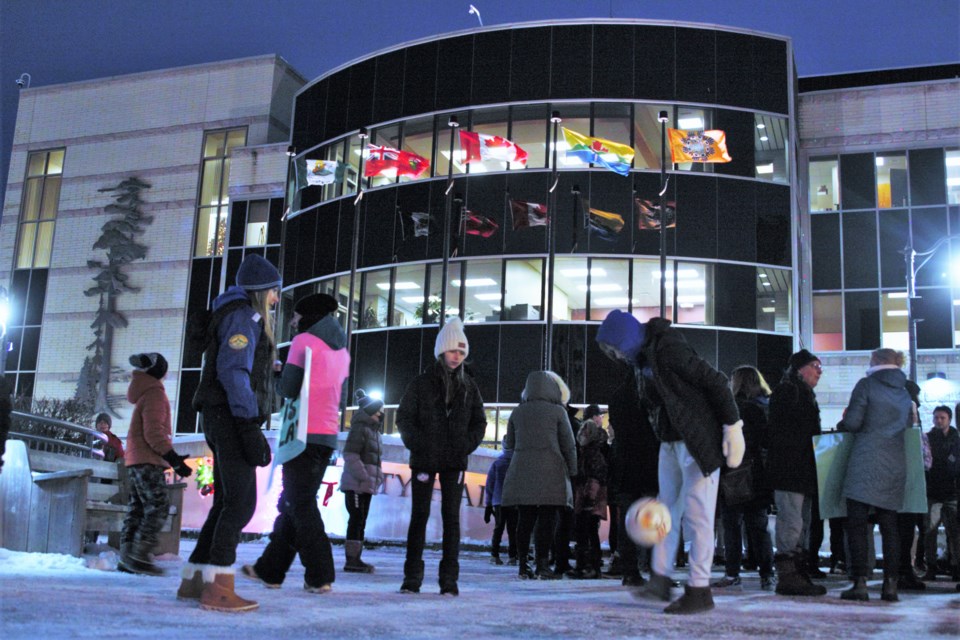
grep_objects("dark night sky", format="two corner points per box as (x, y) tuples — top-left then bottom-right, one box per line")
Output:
(1, 0), (958, 211)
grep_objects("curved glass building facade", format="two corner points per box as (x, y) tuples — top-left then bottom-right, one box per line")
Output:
(282, 20), (798, 444)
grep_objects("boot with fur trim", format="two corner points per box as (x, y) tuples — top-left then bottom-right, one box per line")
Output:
(199, 566), (258, 612)
(176, 563), (204, 600)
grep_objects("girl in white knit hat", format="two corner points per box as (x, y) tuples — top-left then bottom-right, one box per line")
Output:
(396, 317), (487, 596)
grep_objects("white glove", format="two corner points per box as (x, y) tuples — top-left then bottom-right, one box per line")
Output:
(722, 420), (745, 468)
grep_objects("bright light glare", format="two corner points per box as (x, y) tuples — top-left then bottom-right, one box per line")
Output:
(368, 390), (383, 401)
(452, 278), (498, 287)
(559, 267), (607, 277)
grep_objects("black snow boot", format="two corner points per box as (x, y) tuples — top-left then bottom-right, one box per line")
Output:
(840, 576), (869, 601)
(633, 571), (672, 601)
(881, 576), (898, 602)
(518, 557), (535, 580)
(119, 539), (163, 576)
(897, 571), (925, 591)
(775, 553), (825, 596)
(664, 585), (715, 614)
(343, 540), (375, 573)
(535, 558), (561, 580)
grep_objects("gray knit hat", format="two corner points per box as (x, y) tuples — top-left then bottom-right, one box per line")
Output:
(236, 254), (281, 291)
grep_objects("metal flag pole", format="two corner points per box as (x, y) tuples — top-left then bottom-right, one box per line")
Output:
(545, 110), (561, 370)
(440, 116), (459, 329)
(345, 127), (368, 350)
(658, 110), (669, 318)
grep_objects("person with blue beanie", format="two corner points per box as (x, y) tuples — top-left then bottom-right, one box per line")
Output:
(597, 310), (744, 614)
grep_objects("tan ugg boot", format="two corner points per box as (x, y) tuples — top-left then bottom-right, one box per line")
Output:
(199, 566), (259, 612)
(176, 563), (204, 600)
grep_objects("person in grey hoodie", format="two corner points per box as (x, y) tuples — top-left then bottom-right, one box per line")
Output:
(339, 389), (384, 573)
(501, 371), (578, 580)
(838, 347), (913, 602)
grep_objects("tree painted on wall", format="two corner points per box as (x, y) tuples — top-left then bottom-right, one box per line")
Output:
(76, 177), (153, 416)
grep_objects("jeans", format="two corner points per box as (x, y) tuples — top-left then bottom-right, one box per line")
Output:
(774, 490), (812, 555)
(652, 441), (720, 588)
(403, 469), (464, 589)
(845, 498), (899, 579)
(720, 497), (773, 578)
(516, 505), (559, 565)
(253, 443), (335, 588)
(344, 490), (373, 541)
(189, 406), (259, 567)
(925, 499), (959, 571)
(122, 464), (170, 551)
(492, 505), (518, 559)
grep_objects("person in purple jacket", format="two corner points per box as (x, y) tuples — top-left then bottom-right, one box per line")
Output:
(484, 438), (517, 565)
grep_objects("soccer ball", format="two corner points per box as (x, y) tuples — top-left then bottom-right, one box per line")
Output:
(625, 498), (672, 547)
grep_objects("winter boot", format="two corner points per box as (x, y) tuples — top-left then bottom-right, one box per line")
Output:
(897, 571), (926, 591)
(664, 585), (715, 614)
(200, 566), (259, 612)
(343, 540), (375, 574)
(775, 554), (825, 596)
(518, 557), (535, 580)
(604, 552), (623, 577)
(633, 572), (673, 601)
(840, 576), (869, 601)
(176, 563), (204, 600)
(535, 558), (562, 580)
(118, 539), (163, 576)
(240, 564), (281, 589)
(880, 576), (899, 602)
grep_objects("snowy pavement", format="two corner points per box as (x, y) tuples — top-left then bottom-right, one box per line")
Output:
(1, 539), (958, 639)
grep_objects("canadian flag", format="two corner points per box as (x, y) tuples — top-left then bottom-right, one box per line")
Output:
(459, 131), (528, 166)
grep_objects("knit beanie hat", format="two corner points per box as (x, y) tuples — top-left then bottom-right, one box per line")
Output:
(355, 389), (384, 416)
(596, 309), (646, 364)
(583, 404), (606, 422)
(295, 293), (339, 319)
(434, 317), (469, 359)
(129, 352), (168, 379)
(236, 254), (282, 291)
(788, 349), (820, 372)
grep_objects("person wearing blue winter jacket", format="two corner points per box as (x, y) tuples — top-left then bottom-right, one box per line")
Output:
(485, 439), (517, 565)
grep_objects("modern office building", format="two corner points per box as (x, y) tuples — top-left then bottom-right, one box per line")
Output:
(1, 21), (957, 439)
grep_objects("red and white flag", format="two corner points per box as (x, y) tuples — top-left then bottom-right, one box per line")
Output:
(459, 131), (528, 166)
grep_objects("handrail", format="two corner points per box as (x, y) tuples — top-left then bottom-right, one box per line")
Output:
(8, 431), (104, 456)
(9, 411), (109, 458)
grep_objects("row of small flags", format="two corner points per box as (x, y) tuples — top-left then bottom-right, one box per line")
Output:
(400, 197), (675, 241)
(298, 127), (731, 186)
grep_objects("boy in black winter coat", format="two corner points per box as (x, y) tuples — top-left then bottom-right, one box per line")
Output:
(568, 419), (609, 579)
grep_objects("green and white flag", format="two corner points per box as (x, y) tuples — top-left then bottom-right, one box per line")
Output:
(303, 159), (346, 186)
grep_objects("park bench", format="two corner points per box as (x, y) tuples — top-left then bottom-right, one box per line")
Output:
(0, 440), (186, 557)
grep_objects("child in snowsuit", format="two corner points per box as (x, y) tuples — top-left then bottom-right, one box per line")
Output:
(568, 418), (609, 579)
(340, 389), (384, 573)
(484, 438), (517, 565)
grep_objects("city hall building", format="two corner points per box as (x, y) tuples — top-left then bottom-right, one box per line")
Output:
(2, 20), (958, 441)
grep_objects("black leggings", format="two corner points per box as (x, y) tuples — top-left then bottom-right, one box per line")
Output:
(344, 490), (373, 541)
(845, 498), (899, 579)
(516, 505), (560, 564)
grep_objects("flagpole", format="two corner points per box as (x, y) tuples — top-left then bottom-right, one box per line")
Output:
(342, 127), (368, 431)
(571, 184), (580, 253)
(440, 116), (459, 329)
(658, 110), (669, 318)
(545, 110), (561, 370)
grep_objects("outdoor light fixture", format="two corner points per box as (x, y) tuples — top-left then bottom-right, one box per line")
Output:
(358, 127), (369, 140)
(904, 231), (960, 381)
(551, 111), (562, 124)
(658, 111), (669, 123)
(286, 145), (296, 157)
(448, 115), (459, 128)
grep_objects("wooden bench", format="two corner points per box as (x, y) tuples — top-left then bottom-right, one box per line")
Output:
(0, 440), (186, 557)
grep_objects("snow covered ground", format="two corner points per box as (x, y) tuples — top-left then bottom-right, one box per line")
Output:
(1, 539), (958, 639)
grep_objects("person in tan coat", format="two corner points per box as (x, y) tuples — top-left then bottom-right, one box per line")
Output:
(120, 352), (192, 576)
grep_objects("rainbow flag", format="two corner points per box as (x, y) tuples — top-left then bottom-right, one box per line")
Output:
(562, 128), (634, 176)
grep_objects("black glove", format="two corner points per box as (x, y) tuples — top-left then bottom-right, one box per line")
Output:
(484, 504), (493, 524)
(161, 450), (193, 478)
(237, 421), (272, 467)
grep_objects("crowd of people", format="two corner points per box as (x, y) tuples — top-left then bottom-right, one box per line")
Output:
(4, 252), (957, 616)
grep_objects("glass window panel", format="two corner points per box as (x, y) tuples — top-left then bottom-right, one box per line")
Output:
(876, 153), (907, 209)
(756, 267), (791, 333)
(393, 263), (427, 326)
(552, 257), (588, 321)
(954, 287), (960, 348)
(402, 116), (437, 182)
(483, 408), (499, 446)
(16, 224), (36, 269)
(587, 258), (631, 321)
(195, 207), (218, 256)
(813, 293), (843, 352)
(676, 262), (712, 325)
(468, 107), (511, 173)
(842, 211), (878, 289)
(338, 277), (359, 332)
(503, 259), (543, 321)
(203, 132), (226, 158)
(593, 104), (632, 147)
(755, 115), (788, 183)
(361, 269), (392, 329)
(840, 153), (876, 210)
(554, 104), (591, 170)
(225, 129), (247, 154)
(947, 149), (960, 206)
(33, 222), (54, 268)
(633, 104), (669, 170)
(880, 291), (908, 350)
(345, 136), (361, 197)
(510, 105), (548, 169)
(460, 259), (503, 323)
(369, 124), (401, 188)
(675, 107), (713, 173)
(19, 327), (40, 370)
(21, 177), (41, 221)
(495, 408), (512, 447)
(27, 152), (46, 176)
(200, 159), (224, 207)
(46, 149), (64, 174)
(244, 200), (269, 246)
(631, 258), (672, 322)
(844, 291), (880, 351)
(40, 176), (60, 219)
(808, 158), (839, 212)
(428, 262), (462, 323)
(220, 158), (231, 204)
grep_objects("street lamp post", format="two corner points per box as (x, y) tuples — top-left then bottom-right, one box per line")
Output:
(904, 232), (960, 382)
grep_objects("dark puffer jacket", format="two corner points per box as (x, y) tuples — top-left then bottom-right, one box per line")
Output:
(607, 367), (659, 501)
(636, 318), (739, 477)
(397, 359), (486, 473)
(926, 426), (960, 501)
(766, 370), (821, 495)
(340, 410), (383, 494)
